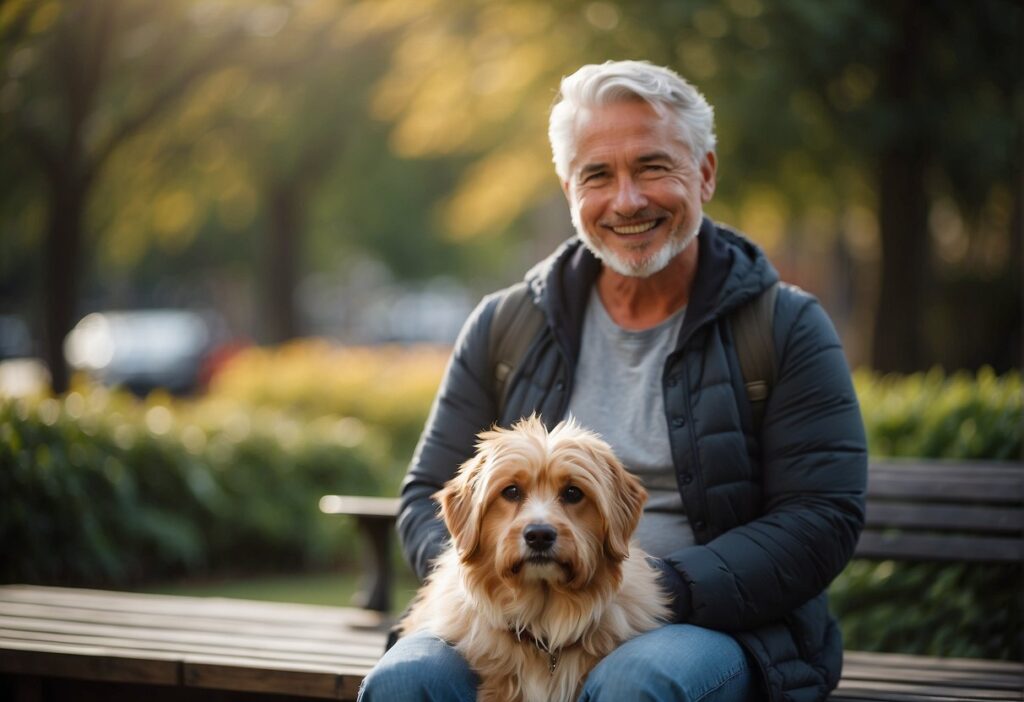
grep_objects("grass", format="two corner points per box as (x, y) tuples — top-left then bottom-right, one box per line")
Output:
(139, 568), (419, 611)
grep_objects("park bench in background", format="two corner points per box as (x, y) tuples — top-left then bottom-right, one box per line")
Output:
(2, 459), (1021, 700)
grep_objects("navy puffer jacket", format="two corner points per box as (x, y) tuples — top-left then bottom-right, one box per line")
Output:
(399, 218), (868, 702)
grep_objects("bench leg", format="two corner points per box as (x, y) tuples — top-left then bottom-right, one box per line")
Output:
(352, 515), (393, 612)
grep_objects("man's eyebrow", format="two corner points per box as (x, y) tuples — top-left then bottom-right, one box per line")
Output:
(578, 162), (608, 178)
(578, 151), (675, 178)
(637, 151), (674, 163)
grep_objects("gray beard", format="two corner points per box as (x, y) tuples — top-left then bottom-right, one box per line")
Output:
(572, 212), (702, 278)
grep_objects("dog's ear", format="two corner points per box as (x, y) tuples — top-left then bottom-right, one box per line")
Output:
(438, 453), (485, 561)
(592, 446), (646, 562)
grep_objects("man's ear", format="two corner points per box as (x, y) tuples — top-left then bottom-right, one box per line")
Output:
(700, 152), (717, 203)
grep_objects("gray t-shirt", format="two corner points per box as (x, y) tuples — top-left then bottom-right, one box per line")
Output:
(565, 288), (696, 557)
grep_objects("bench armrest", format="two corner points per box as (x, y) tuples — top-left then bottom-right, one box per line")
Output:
(320, 496), (400, 612)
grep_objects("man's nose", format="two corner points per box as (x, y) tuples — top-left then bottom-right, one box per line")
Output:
(612, 176), (647, 216)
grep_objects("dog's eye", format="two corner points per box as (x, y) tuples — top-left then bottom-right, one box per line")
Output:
(561, 486), (584, 504)
(501, 485), (521, 502)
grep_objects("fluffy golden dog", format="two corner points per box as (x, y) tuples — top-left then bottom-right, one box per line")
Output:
(400, 415), (670, 702)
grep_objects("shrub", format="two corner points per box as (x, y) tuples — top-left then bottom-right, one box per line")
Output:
(208, 341), (449, 461)
(855, 366), (1021, 459)
(0, 388), (391, 586)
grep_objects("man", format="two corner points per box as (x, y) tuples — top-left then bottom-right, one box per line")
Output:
(360, 60), (866, 702)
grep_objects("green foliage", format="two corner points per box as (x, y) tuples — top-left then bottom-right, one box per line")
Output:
(0, 387), (392, 587)
(855, 367), (1021, 460)
(831, 368), (1022, 660)
(207, 341), (449, 466)
(830, 560), (1019, 660)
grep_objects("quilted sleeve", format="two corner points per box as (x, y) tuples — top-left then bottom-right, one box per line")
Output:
(397, 294), (501, 581)
(670, 290), (868, 631)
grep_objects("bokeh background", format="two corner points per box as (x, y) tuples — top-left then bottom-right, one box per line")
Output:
(1, 0), (1021, 661)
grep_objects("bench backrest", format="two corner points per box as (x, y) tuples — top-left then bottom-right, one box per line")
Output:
(856, 460), (1024, 563)
(320, 460), (1024, 571)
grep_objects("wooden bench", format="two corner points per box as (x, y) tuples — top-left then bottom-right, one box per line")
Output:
(2, 460), (1021, 701)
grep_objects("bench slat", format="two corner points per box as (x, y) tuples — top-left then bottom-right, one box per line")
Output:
(855, 532), (1024, 562)
(0, 603), (386, 652)
(843, 650), (1023, 675)
(0, 626), (383, 667)
(868, 460), (1023, 478)
(841, 661), (1024, 690)
(832, 677), (1022, 701)
(0, 639), (183, 686)
(184, 656), (367, 701)
(867, 474), (1023, 503)
(0, 585), (386, 629)
(864, 503), (1024, 532)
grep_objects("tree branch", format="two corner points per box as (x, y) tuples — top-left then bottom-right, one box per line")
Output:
(0, 0), (34, 46)
(51, 0), (119, 168)
(86, 26), (247, 180)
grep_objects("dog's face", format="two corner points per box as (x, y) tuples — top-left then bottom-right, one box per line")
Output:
(438, 416), (646, 591)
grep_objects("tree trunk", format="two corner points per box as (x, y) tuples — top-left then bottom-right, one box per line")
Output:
(262, 185), (302, 344)
(872, 147), (930, 372)
(43, 176), (87, 394)
(870, 0), (930, 372)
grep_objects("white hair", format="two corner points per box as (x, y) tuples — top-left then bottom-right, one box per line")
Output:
(548, 60), (717, 182)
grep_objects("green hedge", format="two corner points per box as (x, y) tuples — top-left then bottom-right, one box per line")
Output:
(831, 368), (1022, 660)
(855, 367), (1020, 460)
(0, 389), (392, 586)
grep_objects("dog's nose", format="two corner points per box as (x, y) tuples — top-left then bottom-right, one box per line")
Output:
(523, 524), (557, 552)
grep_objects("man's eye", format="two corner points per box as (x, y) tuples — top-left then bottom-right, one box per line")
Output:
(561, 486), (584, 504)
(501, 485), (521, 502)
(581, 172), (607, 184)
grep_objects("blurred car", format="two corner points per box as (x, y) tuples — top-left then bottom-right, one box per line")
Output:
(0, 314), (33, 360)
(64, 310), (218, 396)
(0, 314), (49, 397)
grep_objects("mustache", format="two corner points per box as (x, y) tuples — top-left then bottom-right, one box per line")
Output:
(599, 210), (667, 227)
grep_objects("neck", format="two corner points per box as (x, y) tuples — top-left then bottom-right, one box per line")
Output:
(596, 242), (699, 330)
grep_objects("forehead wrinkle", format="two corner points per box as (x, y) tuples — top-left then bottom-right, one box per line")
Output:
(570, 101), (695, 177)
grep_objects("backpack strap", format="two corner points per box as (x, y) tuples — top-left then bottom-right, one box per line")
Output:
(730, 282), (779, 436)
(489, 282), (545, 417)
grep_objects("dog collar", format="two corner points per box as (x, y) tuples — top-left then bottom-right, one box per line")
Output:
(507, 626), (583, 674)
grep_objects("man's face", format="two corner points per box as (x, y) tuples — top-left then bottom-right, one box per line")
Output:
(562, 99), (716, 278)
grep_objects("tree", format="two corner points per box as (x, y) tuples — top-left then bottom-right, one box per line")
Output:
(745, 0), (1021, 371)
(1, 0), (249, 392)
(208, 11), (394, 343)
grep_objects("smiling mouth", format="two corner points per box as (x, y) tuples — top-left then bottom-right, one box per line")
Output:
(610, 219), (661, 235)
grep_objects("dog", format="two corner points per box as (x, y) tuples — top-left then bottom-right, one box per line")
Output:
(400, 415), (671, 702)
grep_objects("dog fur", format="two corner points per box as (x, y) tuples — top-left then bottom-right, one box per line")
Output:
(400, 415), (671, 702)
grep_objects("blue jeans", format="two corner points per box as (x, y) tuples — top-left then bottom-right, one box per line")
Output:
(358, 624), (762, 702)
